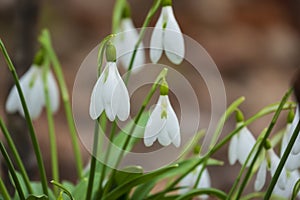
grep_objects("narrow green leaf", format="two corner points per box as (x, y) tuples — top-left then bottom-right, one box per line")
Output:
(26, 195), (48, 200)
(175, 188), (227, 200)
(292, 178), (300, 200)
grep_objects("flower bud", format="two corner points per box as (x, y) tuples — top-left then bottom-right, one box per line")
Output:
(235, 109), (244, 123)
(287, 109), (295, 124)
(106, 42), (117, 62)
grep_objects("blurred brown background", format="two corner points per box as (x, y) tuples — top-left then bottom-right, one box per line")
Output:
(0, 0), (300, 196)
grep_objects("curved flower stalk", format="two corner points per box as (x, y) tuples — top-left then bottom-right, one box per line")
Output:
(179, 165), (211, 199)
(6, 64), (60, 119)
(89, 43), (130, 121)
(281, 107), (300, 171)
(143, 80), (180, 147)
(114, 4), (145, 71)
(150, 0), (184, 65)
(254, 149), (288, 193)
(228, 112), (256, 166)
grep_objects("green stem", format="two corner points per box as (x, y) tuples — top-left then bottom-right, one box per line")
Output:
(264, 114), (300, 199)
(85, 121), (100, 200)
(175, 188), (227, 200)
(42, 59), (59, 196)
(0, 142), (25, 200)
(0, 177), (10, 200)
(0, 118), (33, 194)
(39, 30), (83, 178)
(97, 122), (117, 198)
(0, 39), (48, 195)
(124, 0), (162, 83)
(112, 0), (127, 33)
(236, 88), (293, 199)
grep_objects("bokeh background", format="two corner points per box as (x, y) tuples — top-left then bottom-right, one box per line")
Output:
(0, 0), (300, 197)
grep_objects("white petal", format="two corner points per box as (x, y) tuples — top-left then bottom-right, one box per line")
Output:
(47, 70), (60, 113)
(116, 19), (145, 71)
(254, 160), (267, 191)
(179, 172), (195, 194)
(269, 149), (287, 190)
(111, 65), (130, 121)
(89, 66), (106, 120)
(228, 134), (238, 165)
(150, 13), (164, 63)
(164, 96), (180, 147)
(163, 6), (184, 64)
(6, 86), (20, 113)
(237, 127), (256, 166)
(144, 97), (167, 147)
(292, 106), (300, 154)
(281, 124), (291, 157)
(157, 129), (172, 146)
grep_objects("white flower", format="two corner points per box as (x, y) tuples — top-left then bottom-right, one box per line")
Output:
(114, 18), (145, 71)
(254, 149), (287, 192)
(228, 125), (256, 166)
(287, 106), (300, 155)
(281, 108), (300, 171)
(89, 62), (130, 121)
(179, 165), (211, 199)
(143, 95), (180, 147)
(150, 6), (184, 65)
(273, 170), (300, 199)
(5, 65), (59, 119)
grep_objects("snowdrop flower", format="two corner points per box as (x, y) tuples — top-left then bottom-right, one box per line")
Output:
(228, 111), (256, 166)
(254, 149), (287, 192)
(179, 165), (211, 199)
(144, 80), (180, 147)
(273, 170), (300, 199)
(281, 108), (300, 170)
(150, 0), (184, 65)
(89, 43), (130, 121)
(114, 4), (145, 71)
(286, 105), (300, 155)
(6, 65), (59, 120)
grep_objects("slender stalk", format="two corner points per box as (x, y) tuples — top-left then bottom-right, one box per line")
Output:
(264, 116), (300, 199)
(0, 177), (10, 200)
(85, 121), (100, 200)
(236, 88), (293, 199)
(39, 30), (83, 178)
(42, 59), (59, 195)
(0, 118), (33, 194)
(0, 142), (25, 200)
(96, 122), (117, 198)
(124, 0), (162, 83)
(0, 39), (48, 195)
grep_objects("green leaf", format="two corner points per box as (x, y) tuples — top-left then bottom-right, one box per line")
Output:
(51, 181), (74, 200)
(292, 178), (300, 200)
(26, 195), (48, 200)
(114, 166), (143, 185)
(103, 164), (178, 200)
(174, 188), (227, 200)
(131, 181), (156, 200)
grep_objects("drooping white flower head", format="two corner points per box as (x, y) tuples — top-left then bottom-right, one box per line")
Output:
(6, 65), (60, 120)
(89, 62), (130, 121)
(281, 107), (300, 171)
(228, 124), (256, 166)
(254, 149), (287, 192)
(273, 170), (300, 199)
(179, 165), (211, 199)
(114, 17), (145, 72)
(150, 2), (184, 65)
(143, 94), (180, 147)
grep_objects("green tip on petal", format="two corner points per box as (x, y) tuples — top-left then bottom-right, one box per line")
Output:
(264, 139), (272, 150)
(121, 2), (131, 19)
(287, 109), (295, 123)
(33, 49), (44, 66)
(235, 109), (244, 123)
(160, 79), (169, 96)
(105, 42), (117, 62)
(162, 0), (172, 7)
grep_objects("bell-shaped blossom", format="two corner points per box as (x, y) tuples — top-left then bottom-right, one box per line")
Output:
(179, 165), (211, 199)
(6, 65), (59, 119)
(150, 5), (184, 65)
(228, 124), (256, 166)
(89, 62), (130, 121)
(281, 108), (300, 171)
(143, 95), (180, 147)
(114, 18), (145, 71)
(287, 106), (300, 155)
(273, 170), (300, 199)
(254, 149), (287, 192)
